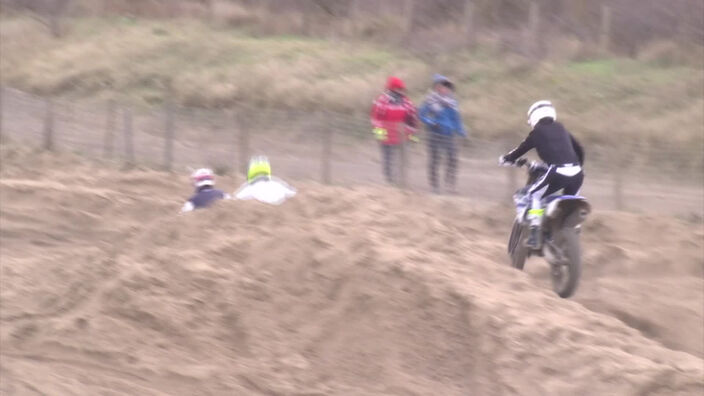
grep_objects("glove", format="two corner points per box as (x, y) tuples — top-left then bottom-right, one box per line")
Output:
(373, 127), (387, 141)
(180, 201), (195, 213)
(498, 155), (511, 166)
(409, 135), (420, 143)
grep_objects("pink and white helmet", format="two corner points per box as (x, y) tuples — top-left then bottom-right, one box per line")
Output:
(191, 168), (215, 188)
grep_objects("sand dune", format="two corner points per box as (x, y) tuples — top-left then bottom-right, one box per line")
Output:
(1, 147), (702, 395)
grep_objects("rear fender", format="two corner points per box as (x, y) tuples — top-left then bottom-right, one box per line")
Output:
(546, 197), (591, 228)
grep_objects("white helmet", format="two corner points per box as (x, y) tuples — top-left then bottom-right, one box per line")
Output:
(191, 168), (215, 188)
(527, 100), (557, 129)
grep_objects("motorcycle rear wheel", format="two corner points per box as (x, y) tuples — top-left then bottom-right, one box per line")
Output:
(550, 228), (582, 298)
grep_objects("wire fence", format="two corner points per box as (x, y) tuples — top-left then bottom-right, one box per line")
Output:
(0, 87), (702, 217)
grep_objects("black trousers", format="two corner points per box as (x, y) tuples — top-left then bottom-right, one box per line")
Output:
(428, 133), (457, 189)
(528, 166), (584, 199)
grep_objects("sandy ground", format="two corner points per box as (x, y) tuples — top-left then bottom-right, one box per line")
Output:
(0, 147), (702, 395)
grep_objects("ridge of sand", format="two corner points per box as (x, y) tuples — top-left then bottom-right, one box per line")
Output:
(1, 148), (702, 395)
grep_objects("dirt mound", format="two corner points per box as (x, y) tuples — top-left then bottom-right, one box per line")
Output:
(1, 148), (702, 395)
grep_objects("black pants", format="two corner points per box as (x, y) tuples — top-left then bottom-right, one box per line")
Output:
(428, 133), (457, 189)
(528, 166), (584, 199)
(527, 166), (584, 226)
(380, 144), (400, 183)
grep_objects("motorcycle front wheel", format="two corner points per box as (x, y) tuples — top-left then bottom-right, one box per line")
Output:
(508, 220), (528, 270)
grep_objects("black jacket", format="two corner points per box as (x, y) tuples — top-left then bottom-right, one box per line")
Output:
(504, 120), (584, 166)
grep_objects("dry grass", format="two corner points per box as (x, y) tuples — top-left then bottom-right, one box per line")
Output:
(0, 16), (424, 106)
(1, 15), (702, 159)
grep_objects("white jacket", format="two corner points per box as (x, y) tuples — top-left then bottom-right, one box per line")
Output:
(234, 177), (296, 205)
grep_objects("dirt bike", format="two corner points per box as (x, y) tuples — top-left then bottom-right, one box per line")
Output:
(506, 159), (591, 298)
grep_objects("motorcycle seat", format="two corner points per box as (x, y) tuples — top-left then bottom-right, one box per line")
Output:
(545, 195), (591, 218)
(543, 194), (586, 204)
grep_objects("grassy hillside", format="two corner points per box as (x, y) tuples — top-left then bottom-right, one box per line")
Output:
(1, 15), (703, 152)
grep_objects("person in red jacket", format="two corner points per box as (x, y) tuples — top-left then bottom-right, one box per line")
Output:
(370, 76), (418, 184)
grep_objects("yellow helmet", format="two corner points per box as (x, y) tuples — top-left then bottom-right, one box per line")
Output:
(247, 155), (272, 183)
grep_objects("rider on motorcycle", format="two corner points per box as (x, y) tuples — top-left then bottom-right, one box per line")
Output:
(499, 100), (585, 249)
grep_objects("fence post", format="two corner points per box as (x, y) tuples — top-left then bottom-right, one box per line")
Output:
(600, 4), (612, 53)
(164, 102), (175, 171)
(464, 0), (475, 47)
(301, 1), (314, 35)
(613, 165), (624, 210)
(348, 0), (360, 35)
(65, 101), (74, 135)
(104, 99), (115, 158)
(238, 112), (251, 176)
(234, 110), (240, 174)
(48, 8), (62, 37)
(123, 107), (135, 166)
(526, 1), (540, 56)
(205, 0), (215, 22)
(43, 98), (55, 151)
(0, 85), (4, 144)
(675, 0), (691, 47)
(321, 121), (332, 184)
(403, 0), (415, 37)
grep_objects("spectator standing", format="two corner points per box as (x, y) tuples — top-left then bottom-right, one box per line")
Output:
(370, 76), (418, 184)
(419, 74), (467, 194)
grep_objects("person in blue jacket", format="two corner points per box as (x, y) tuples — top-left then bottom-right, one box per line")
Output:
(419, 74), (467, 193)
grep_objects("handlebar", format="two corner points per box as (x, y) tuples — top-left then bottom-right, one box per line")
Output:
(514, 158), (529, 168)
(500, 157), (548, 171)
